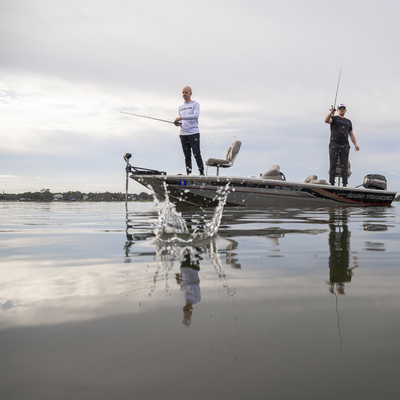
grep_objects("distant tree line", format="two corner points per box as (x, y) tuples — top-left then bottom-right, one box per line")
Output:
(1, 188), (399, 202)
(0, 188), (153, 202)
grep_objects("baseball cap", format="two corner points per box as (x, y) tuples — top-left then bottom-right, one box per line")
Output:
(338, 103), (346, 109)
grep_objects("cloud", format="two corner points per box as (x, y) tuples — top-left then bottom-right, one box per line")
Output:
(1, 0), (399, 193)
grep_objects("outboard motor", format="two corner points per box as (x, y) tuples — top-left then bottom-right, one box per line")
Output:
(363, 174), (387, 190)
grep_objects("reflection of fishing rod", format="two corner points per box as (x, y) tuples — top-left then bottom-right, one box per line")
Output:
(333, 289), (343, 351)
(120, 111), (181, 125)
(331, 69), (342, 111)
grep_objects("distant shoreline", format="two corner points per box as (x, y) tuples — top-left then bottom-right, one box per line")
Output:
(2, 190), (399, 202)
(1, 189), (153, 202)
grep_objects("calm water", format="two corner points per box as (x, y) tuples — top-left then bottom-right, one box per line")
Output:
(1, 200), (399, 400)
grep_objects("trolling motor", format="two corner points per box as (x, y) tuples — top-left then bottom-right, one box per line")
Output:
(123, 153), (132, 209)
(124, 153), (132, 174)
(123, 153), (166, 175)
(123, 152), (167, 209)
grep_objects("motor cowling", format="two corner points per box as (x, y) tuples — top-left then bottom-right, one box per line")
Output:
(363, 174), (387, 190)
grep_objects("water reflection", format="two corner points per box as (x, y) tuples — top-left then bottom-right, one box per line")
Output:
(327, 209), (359, 295)
(363, 241), (386, 251)
(175, 261), (201, 327)
(124, 207), (235, 327)
(155, 239), (234, 327)
(219, 239), (241, 269)
(123, 204), (396, 307)
(2, 202), (399, 400)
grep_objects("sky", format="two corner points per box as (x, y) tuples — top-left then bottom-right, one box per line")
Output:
(1, 0), (399, 195)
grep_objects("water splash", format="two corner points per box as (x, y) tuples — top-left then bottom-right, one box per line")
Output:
(150, 183), (189, 239)
(149, 182), (230, 243)
(196, 184), (230, 239)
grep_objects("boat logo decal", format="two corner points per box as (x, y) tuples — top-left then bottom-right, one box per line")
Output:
(179, 180), (187, 186)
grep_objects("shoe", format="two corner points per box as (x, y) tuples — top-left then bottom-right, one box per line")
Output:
(200, 173), (205, 176)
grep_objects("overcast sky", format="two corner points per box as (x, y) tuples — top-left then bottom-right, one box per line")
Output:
(1, 0), (399, 195)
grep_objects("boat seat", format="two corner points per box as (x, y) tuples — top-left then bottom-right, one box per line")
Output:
(260, 165), (286, 181)
(304, 175), (318, 183)
(331, 158), (352, 178)
(311, 179), (330, 185)
(205, 141), (241, 176)
(329, 157), (351, 185)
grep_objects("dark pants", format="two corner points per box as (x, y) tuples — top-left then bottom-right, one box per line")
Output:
(329, 142), (350, 186)
(180, 133), (204, 175)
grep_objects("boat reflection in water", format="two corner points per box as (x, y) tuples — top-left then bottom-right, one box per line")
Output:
(123, 202), (393, 330)
(2, 199), (399, 400)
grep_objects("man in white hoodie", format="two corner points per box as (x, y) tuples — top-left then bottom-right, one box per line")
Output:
(174, 86), (204, 175)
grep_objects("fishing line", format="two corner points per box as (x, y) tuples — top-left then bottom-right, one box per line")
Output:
(223, 98), (325, 223)
(278, 101), (325, 165)
(333, 290), (343, 351)
(278, 69), (341, 165)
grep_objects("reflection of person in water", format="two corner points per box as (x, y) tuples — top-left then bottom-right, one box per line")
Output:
(327, 216), (359, 295)
(175, 253), (201, 327)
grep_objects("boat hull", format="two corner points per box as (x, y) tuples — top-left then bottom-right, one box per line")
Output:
(131, 174), (397, 207)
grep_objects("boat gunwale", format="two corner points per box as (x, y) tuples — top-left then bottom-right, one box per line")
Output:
(130, 173), (397, 195)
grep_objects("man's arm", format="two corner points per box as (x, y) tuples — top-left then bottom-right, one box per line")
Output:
(325, 109), (335, 124)
(175, 102), (200, 125)
(349, 131), (360, 151)
(180, 102), (200, 121)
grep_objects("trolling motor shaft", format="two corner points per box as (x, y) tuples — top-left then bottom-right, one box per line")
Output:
(123, 153), (132, 210)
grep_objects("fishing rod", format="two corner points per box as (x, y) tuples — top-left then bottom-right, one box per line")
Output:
(120, 111), (181, 125)
(331, 69), (342, 111)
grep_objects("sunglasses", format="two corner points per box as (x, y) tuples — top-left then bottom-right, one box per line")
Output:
(338, 107), (346, 110)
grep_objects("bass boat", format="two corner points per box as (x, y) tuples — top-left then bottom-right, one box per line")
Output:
(123, 141), (396, 208)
